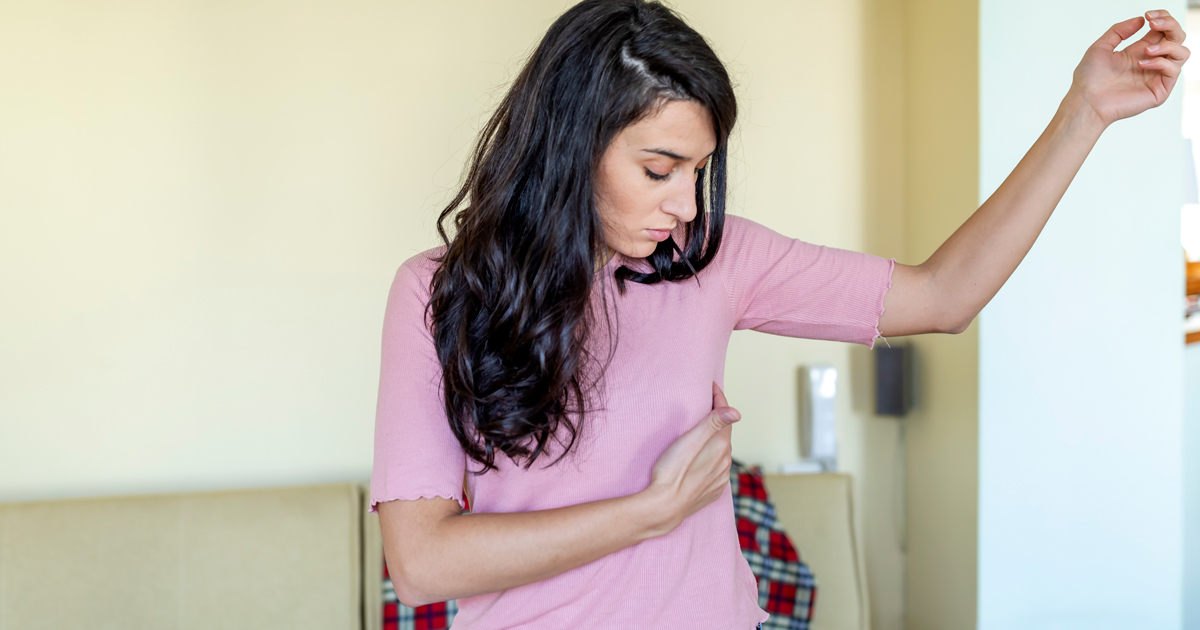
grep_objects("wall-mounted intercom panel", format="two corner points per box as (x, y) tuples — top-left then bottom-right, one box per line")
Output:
(797, 364), (837, 472)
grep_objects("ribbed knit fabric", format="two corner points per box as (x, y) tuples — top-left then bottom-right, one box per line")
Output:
(370, 215), (895, 629)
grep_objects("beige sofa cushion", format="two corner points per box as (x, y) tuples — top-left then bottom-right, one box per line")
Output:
(763, 473), (868, 630)
(362, 507), (383, 630)
(0, 483), (363, 630)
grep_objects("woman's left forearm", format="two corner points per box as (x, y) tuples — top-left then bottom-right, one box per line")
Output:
(878, 12), (1185, 337)
(920, 90), (1107, 332)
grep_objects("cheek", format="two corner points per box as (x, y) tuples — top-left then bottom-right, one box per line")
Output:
(611, 197), (661, 250)
(601, 177), (655, 230)
(615, 189), (654, 223)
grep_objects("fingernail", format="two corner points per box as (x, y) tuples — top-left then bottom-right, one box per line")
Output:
(1154, 19), (1166, 27)
(1148, 44), (1160, 52)
(720, 409), (741, 422)
(1148, 10), (1160, 18)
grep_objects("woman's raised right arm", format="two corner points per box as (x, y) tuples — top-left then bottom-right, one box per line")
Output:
(380, 383), (741, 607)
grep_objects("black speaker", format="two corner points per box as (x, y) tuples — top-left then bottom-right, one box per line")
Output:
(875, 345), (910, 417)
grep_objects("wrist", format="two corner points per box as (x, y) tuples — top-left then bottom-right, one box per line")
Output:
(1059, 88), (1110, 138)
(627, 485), (681, 541)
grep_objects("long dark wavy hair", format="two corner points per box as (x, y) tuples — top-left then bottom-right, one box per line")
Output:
(428, 0), (738, 473)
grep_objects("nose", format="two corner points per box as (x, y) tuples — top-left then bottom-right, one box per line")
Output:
(660, 172), (699, 223)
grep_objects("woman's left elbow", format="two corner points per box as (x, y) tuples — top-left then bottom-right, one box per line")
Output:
(942, 315), (975, 335)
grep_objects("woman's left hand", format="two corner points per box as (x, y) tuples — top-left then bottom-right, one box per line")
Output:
(1070, 10), (1189, 127)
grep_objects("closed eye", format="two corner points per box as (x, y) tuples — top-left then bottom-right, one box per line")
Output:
(644, 166), (706, 182)
(644, 167), (669, 181)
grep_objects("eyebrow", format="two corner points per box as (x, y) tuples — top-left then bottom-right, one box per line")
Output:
(640, 148), (714, 162)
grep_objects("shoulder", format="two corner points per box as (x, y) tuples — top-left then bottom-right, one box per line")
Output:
(716, 214), (783, 252)
(719, 213), (756, 241)
(712, 214), (797, 268)
(382, 246), (447, 341)
(391, 245), (447, 297)
(382, 246), (446, 328)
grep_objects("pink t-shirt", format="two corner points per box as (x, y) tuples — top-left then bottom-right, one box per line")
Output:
(370, 215), (894, 629)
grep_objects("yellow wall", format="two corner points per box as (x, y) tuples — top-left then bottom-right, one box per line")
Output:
(0, 1), (908, 628)
(900, 0), (980, 628)
(0, 0), (578, 499)
(858, 0), (911, 627)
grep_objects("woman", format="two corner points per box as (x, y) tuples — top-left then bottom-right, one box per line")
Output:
(370, 1), (1187, 628)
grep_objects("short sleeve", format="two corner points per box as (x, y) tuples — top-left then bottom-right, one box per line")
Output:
(713, 216), (895, 348)
(369, 253), (467, 513)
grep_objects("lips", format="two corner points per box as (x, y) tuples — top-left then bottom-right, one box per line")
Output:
(646, 228), (673, 242)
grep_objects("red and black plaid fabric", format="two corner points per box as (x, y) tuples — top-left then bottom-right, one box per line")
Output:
(381, 463), (815, 629)
(731, 458), (817, 629)
(382, 493), (469, 630)
(383, 561), (458, 630)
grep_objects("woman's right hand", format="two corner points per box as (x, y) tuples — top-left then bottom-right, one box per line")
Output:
(641, 382), (741, 537)
(382, 381), (742, 604)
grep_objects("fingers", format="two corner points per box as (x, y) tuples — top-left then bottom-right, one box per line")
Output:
(710, 382), (739, 423)
(1146, 10), (1186, 44)
(668, 403), (739, 465)
(1094, 16), (1146, 51)
(658, 384), (739, 473)
(713, 406), (740, 425)
(696, 429), (729, 484)
(1145, 40), (1191, 62)
(695, 413), (735, 466)
(1139, 55), (1183, 80)
(712, 381), (729, 410)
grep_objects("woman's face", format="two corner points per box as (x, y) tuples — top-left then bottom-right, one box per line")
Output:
(595, 99), (717, 260)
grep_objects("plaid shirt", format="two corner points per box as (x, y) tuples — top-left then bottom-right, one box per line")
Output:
(382, 459), (816, 630)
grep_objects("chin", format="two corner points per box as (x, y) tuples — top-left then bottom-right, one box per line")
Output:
(609, 235), (662, 260)
(631, 242), (659, 259)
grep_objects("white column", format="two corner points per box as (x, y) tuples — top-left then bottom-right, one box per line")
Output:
(978, 1), (1186, 628)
